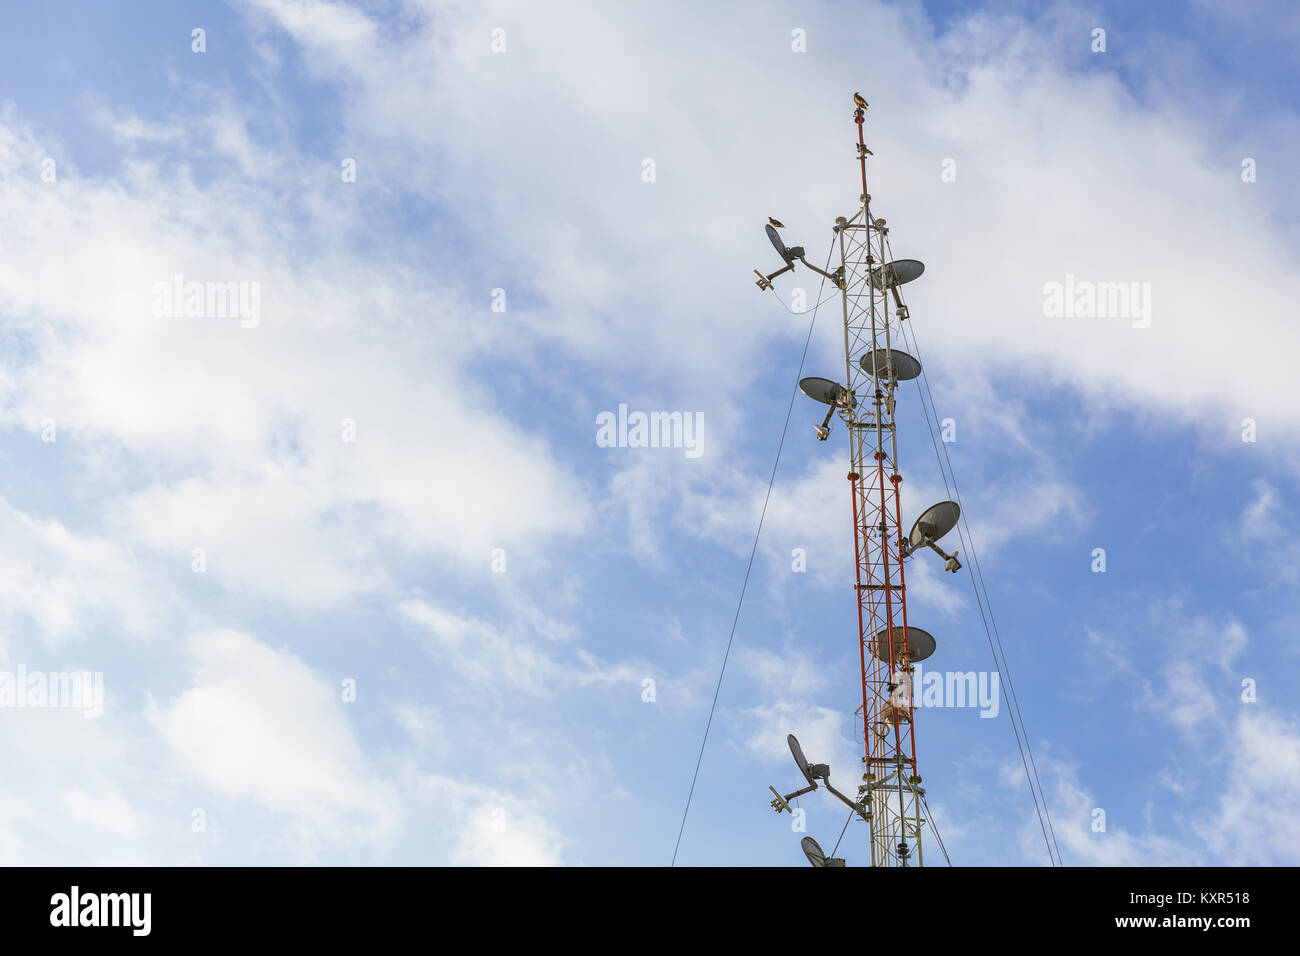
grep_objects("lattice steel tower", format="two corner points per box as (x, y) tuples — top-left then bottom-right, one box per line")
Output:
(761, 94), (963, 868)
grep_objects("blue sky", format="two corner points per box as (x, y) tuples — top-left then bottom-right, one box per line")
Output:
(1, 0), (1298, 865)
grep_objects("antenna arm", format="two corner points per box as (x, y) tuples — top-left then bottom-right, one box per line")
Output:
(797, 255), (841, 286)
(926, 540), (962, 572)
(823, 781), (871, 823)
(901, 533), (936, 561)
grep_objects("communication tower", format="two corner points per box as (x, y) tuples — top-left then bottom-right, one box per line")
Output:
(759, 93), (963, 867)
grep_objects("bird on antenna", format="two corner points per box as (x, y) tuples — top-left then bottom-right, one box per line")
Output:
(853, 92), (868, 109)
(768, 217), (785, 229)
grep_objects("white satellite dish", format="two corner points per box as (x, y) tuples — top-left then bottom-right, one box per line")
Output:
(870, 625), (937, 663)
(869, 258), (925, 289)
(859, 348), (922, 382)
(801, 836), (846, 867)
(901, 500), (962, 572)
(799, 376), (853, 408)
(799, 376), (853, 441)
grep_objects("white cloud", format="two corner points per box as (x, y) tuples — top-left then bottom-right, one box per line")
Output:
(742, 700), (854, 777)
(399, 597), (647, 695)
(413, 775), (568, 866)
(0, 703), (185, 865)
(1011, 754), (1197, 867)
(1201, 708), (1300, 864)
(126, 468), (394, 608)
(740, 647), (827, 698)
(1242, 480), (1277, 541)
(0, 496), (153, 646)
(0, 101), (592, 611)
(236, 0), (1300, 455)
(151, 629), (400, 849)
(1018, 707), (1300, 866)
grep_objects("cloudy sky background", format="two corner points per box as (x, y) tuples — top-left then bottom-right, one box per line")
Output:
(1, 0), (1298, 865)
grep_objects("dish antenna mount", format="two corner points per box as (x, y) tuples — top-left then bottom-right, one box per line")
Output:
(900, 500), (963, 572)
(869, 258), (926, 313)
(799, 376), (855, 441)
(768, 734), (871, 827)
(754, 221), (844, 292)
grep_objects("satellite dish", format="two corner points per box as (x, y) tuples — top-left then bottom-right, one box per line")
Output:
(902, 500), (963, 571)
(860, 348), (922, 381)
(799, 376), (854, 408)
(800, 377), (855, 440)
(870, 626), (936, 663)
(869, 258), (925, 289)
(801, 836), (846, 867)
(907, 501), (960, 552)
(755, 221), (841, 292)
(788, 734), (815, 787)
(766, 223), (794, 264)
(801, 836), (828, 866)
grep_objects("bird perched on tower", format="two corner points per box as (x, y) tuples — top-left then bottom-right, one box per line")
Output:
(853, 92), (868, 109)
(768, 217), (785, 229)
